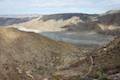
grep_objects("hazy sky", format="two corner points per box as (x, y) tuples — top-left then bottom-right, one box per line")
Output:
(0, 0), (120, 14)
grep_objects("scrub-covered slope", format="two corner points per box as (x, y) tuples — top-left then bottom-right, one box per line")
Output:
(0, 27), (84, 80)
(52, 36), (120, 80)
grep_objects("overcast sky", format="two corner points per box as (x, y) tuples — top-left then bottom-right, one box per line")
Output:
(0, 0), (120, 15)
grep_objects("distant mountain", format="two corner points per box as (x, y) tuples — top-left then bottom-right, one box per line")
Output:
(39, 11), (120, 35)
(1, 10), (120, 33)
(10, 13), (99, 33)
(105, 10), (120, 14)
(98, 10), (120, 26)
(0, 17), (35, 26)
(40, 13), (98, 22)
(96, 10), (120, 35)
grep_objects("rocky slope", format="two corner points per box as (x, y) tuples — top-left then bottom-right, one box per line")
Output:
(0, 27), (119, 80)
(0, 27), (85, 80)
(53, 36), (120, 80)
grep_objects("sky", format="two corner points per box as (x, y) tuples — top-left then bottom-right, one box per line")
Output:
(0, 0), (120, 15)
